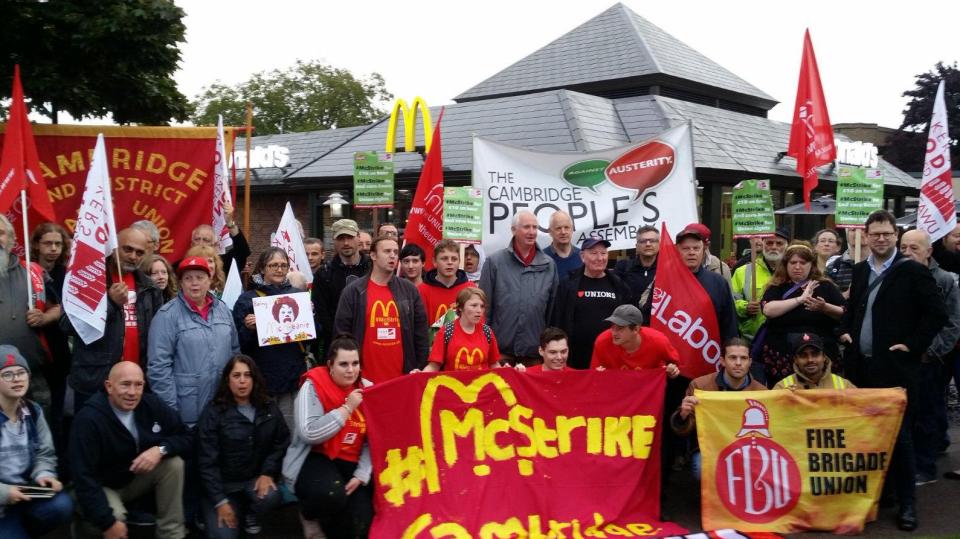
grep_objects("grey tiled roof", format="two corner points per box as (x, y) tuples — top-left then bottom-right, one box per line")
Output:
(262, 89), (914, 191)
(455, 3), (774, 106)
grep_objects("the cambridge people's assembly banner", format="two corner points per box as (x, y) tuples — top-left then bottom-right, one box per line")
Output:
(472, 123), (698, 252)
(363, 369), (689, 538)
(0, 124), (219, 261)
(695, 389), (905, 534)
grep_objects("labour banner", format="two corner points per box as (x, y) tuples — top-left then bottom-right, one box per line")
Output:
(835, 166), (884, 228)
(472, 123), (697, 252)
(0, 124), (222, 261)
(353, 151), (395, 208)
(731, 180), (775, 238)
(271, 202), (310, 275)
(695, 389), (905, 534)
(650, 223), (722, 379)
(63, 134), (119, 345)
(252, 292), (316, 346)
(916, 80), (955, 242)
(442, 186), (483, 244)
(363, 369), (687, 538)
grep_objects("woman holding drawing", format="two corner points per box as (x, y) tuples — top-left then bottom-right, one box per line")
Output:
(233, 247), (313, 428)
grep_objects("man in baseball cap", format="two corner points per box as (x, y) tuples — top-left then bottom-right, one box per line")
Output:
(549, 237), (630, 369)
(682, 223), (731, 281)
(731, 225), (791, 347)
(773, 333), (855, 390)
(589, 304), (680, 377)
(313, 218), (371, 348)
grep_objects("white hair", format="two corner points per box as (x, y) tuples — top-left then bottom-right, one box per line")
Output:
(131, 220), (160, 243)
(511, 210), (536, 228)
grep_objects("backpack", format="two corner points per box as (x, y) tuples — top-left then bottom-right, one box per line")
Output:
(442, 320), (493, 360)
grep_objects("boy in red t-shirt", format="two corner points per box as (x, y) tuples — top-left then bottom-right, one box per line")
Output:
(421, 288), (501, 372)
(590, 305), (680, 378)
(417, 240), (475, 325)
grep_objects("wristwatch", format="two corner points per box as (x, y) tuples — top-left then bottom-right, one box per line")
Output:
(157, 445), (168, 457)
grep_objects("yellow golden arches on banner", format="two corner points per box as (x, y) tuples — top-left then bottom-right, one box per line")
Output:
(385, 97), (433, 153)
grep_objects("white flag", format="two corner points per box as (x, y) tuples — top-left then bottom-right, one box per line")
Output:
(213, 115), (234, 254)
(63, 134), (119, 344)
(272, 202), (310, 274)
(221, 259), (243, 310)
(916, 80), (955, 242)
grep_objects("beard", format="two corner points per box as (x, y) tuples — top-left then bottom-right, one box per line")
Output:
(763, 252), (783, 265)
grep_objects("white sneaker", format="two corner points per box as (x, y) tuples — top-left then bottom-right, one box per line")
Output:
(299, 512), (326, 539)
(243, 513), (262, 535)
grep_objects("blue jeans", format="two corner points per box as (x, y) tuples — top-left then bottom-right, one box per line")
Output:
(0, 490), (74, 539)
(691, 451), (702, 481)
(202, 480), (283, 539)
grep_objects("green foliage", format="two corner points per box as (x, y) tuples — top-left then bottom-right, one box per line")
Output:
(883, 61), (959, 173)
(191, 60), (393, 134)
(0, 0), (191, 124)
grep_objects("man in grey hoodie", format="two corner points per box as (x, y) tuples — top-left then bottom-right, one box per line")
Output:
(0, 345), (72, 538)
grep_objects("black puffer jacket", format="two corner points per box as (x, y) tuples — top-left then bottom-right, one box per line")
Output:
(197, 398), (290, 503)
(234, 280), (310, 395)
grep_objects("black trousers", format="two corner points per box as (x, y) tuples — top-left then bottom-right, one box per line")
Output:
(295, 453), (373, 538)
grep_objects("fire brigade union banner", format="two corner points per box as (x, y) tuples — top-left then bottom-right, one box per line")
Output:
(695, 389), (905, 534)
(472, 123), (698, 252)
(363, 369), (689, 538)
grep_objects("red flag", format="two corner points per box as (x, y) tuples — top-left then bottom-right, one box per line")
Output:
(786, 30), (835, 210)
(0, 65), (56, 224)
(650, 223), (722, 379)
(402, 108), (445, 270)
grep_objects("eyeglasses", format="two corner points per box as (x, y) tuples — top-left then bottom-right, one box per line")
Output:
(868, 232), (896, 239)
(637, 239), (659, 245)
(0, 369), (28, 382)
(266, 263), (290, 271)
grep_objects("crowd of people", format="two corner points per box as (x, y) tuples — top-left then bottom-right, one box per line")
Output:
(0, 204), (959, 537)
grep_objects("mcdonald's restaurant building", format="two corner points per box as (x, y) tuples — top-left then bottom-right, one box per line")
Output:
(240, 3), (916, 262)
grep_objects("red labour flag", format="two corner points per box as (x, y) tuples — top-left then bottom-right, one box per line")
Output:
(787, 30), (836, 210)
(650, 224), (722, 379)
(0, 65), (56, 227)
(402, 108), (445, 270)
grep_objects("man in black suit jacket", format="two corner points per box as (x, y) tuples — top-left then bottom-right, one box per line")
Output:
(839, 210), (947, 532)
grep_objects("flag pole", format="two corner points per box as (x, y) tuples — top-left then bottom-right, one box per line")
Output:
(19, 190), (34, 310)
(243, 103), (253, 238)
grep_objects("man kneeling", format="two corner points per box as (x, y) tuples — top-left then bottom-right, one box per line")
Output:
(670, 338), (766, 479)
(70, 362), (193, 539)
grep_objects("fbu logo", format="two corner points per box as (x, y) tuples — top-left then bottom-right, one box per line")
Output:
(715, 399), (801, 522)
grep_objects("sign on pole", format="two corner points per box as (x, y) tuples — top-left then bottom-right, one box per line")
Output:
(835, 165), (884, 228)
(353, 151), (394, 208)
(442, 187), (483, 244)
(731, 179), (775, 238)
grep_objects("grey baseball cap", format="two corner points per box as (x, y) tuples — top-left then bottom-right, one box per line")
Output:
(605, 304), (644, 326)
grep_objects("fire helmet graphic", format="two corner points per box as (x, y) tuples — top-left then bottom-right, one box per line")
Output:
(736, 399), (771, 438)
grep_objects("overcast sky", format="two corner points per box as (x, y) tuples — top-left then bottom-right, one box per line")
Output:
(173, 1), (956, 130)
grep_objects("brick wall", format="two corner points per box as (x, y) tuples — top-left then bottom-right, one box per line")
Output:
(236, 193), (311, 270)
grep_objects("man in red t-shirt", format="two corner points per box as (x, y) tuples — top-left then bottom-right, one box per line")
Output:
(334, 236), (429, 384)
(418, 239), (475, 325)
(518, 327), (572, 374)
(590, 305), (680, 378)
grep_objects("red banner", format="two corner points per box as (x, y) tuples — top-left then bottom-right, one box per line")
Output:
(0, 124), (227, 261)
(402, 109), (445, 271)
(651, 224), (722, 379)
(363, 369), (687, 537)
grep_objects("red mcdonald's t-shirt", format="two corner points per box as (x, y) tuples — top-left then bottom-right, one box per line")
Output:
(361, 281), (404, 384)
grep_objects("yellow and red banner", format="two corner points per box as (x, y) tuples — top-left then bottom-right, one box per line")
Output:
(363, 369), (688, 538)
(0, 124), (227, 261)
(695, 389), (905, 534)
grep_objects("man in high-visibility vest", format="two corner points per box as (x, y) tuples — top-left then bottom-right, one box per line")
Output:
(773, 332), (855, 390)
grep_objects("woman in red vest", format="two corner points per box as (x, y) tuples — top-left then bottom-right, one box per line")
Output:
(282, 335), (372, 539)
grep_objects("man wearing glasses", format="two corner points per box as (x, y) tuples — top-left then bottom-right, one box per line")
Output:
(839, 210), (947, 532)
(614, 225), (661, 323)
(63, 228), (164, 412)
(0, 345), (73, 538)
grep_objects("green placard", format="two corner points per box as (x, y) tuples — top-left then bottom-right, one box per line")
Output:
(443, 186), (483, 244)
(836, 165), (884, 227)
(732, 179), (775, 238)
(353, 151), (394, 208)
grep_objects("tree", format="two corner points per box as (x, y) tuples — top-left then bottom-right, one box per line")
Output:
(191, 60), (393, 134)
(883, 61), (960, 173)
(0, 0), (190, 124)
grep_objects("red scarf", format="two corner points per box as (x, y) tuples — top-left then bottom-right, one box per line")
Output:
(22, 261), (50, 360)
(301, 367), (366, 462)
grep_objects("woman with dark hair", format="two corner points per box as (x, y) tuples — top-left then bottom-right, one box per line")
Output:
(758, 243), (845, 385)
(282, 335), (372, 539)
(812, 228), (842, 273)
(147, 254), (179, 303)
(233, 247), (312, 427)
(197, 355), (290, 538)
